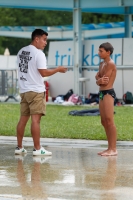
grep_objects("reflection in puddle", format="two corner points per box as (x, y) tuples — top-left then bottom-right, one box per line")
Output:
(0, 145), (133, 199)
(55, 170), (75, 184)
(100, 156), (117, 200)
(16, 155), (48, 199)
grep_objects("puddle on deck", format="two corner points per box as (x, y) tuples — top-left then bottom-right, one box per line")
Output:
(0, 145), (133, 200)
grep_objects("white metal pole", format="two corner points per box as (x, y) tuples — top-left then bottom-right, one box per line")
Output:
(73, 0), (82, 95)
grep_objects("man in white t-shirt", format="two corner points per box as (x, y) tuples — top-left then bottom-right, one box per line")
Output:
(15, 29), (67, 156)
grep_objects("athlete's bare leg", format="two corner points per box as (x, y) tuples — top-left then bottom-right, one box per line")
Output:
(98, 94), (117, 156)
(97, 99), (109, 155)
(97, 125), (110, 155)
(97, 124), (109, 155)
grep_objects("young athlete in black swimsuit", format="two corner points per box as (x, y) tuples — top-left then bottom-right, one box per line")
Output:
(95, 42), (117, 156)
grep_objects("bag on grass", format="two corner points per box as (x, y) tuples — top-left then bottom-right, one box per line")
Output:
(123, 91), (133, 104)
(68, 94), (82, 105)
(63, 89), (73, 101)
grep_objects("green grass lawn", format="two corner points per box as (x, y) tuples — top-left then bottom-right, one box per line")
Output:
(0, 103), (133, 141)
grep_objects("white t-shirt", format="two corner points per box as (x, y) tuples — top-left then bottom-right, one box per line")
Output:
(17, 44), (46, 93)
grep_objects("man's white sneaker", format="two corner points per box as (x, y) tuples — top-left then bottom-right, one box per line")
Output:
(15, 146), (27, 155)
(33, 147), (52, 156)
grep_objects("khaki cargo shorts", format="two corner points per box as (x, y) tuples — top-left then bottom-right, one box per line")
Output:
(20, 91), (46, 116)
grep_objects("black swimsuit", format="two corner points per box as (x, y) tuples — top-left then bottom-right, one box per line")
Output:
(99, 89), (116, 100)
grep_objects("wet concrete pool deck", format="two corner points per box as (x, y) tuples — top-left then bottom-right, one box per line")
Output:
(0, 136), (133, 200)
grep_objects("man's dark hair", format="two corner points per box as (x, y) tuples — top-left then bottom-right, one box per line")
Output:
(31, 29), (48, 41)
(99, 42), (114, 55)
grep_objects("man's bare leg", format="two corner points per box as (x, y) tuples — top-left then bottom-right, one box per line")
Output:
(31, 114), (42, 150)
(17, 115), (30, 148)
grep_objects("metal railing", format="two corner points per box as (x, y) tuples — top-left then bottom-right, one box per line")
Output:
(0, 69), (18, 101)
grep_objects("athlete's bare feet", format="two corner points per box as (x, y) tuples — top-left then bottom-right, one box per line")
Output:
(97, 149), (108, 155)
(101, 150), (118, 156)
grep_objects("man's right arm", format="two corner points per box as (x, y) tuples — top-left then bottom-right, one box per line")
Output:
(38, 66), (67, 77)
(36, 52), (67, 77)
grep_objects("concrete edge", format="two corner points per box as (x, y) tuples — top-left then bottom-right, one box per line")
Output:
(0, 136), (133, 146)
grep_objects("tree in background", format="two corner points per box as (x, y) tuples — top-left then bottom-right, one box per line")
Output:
(0, 9), (73, 55)
(0, 8), (126, 55)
